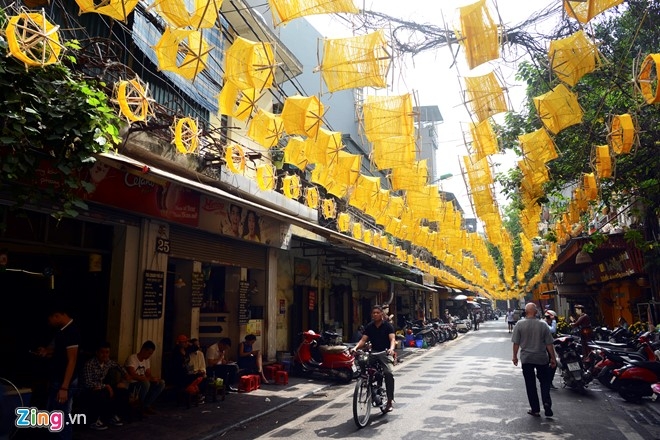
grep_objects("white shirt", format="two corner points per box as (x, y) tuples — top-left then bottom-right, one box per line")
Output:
(125, 353), (150, 379)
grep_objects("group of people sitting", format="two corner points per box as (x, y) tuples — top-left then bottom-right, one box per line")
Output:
(81, 334), (270, 431)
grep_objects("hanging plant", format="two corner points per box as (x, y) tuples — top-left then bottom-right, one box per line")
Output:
(0, 29), (122, 219)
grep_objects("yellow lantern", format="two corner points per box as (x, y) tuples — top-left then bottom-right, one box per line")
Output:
(352, 223), (363, 241)
(337, 212), (350, 232)
(6, 12), (63, 68)
(609, 113), (635, 155)
(224, 144), (246, 174)
(247, 109), (284, 148)
(172, 117), (200, 154)
(281, 95), (325, 138)
(256, 164), (276, 191)
(267, 0), (358, 26)
(152, 0), (222, 29)
(114, 78), (151, 123)
(321, 198), (336, 219)
(224, 37), (275, 91)
(595, 145), (612, 179)
(304, 187), (320, 209)
(282, 175), (301, 199)
(638, 54), (660, 104)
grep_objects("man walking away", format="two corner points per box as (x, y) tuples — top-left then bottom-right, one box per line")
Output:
(512, 303), (557, 418)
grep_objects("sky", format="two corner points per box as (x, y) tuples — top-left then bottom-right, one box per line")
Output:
(307, 0), (559, 220)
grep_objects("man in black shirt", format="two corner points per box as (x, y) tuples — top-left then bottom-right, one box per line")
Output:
(36, 304), (80, 440)
(353, 305), (396, 412)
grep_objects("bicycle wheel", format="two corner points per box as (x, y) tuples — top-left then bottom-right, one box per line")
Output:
(352, 376), (372, 428)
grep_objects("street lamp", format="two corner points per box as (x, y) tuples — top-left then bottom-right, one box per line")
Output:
(430, 173), (453, 184)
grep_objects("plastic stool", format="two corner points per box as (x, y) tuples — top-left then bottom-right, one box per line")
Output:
(275, 370), (289, 385)
(249, 374), (261, 389)
(264, 365), (279, 381)
(239, 375), (257, 392)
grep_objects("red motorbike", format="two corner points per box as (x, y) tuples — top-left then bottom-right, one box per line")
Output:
(292, 330), (356, 383)
(610, 361), (660, 402)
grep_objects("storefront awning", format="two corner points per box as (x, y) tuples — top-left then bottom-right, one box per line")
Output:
(340, 265), (437, 292)
(97, 152), (392, 258)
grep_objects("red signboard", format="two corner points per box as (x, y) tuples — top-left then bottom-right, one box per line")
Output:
(308, 290), (316, 311)
(84, 162), (200, 226)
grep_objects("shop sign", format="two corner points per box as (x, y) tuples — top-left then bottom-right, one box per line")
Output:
(239, 281), (250, 325)
(191, 272), (204, 308)
(583, 251), (637, 285)
(141, 270), (164, 319)
(308, 290), (316, 311)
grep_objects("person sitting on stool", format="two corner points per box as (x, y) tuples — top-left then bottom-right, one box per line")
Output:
(205, 337), (239, 392)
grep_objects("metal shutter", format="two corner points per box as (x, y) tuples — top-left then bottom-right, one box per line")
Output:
(169, 225), (266, 269)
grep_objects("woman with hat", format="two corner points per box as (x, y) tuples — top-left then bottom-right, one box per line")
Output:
(544, 310), (558, 389)
(570, 305), (593, 354)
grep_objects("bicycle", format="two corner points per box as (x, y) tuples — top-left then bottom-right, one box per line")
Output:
(352, 349), (389, 428)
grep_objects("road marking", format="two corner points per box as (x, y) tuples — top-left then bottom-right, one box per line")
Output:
(610, 415), (645, 440)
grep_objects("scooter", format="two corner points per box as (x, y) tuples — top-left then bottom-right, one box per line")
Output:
(292, 330), (356, 383)
(554, 335), (592, 392)
(610, 360), (660, 403)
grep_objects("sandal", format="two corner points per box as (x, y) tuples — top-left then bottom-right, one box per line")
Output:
(527, 410), (540, 417)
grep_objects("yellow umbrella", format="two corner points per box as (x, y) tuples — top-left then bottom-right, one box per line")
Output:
(352, 223), (363, 241)
(470, 119), (498, 160)
(533, 84), (583, 135)
(218, 83), (259, 121)
(283, 136), (309, 170)
(5, 12), (63, 68)
(153, 27), (211, 80)
(152, 0), (222, 29)
(456, 0), (499, 69)
(371, 136), (416, 170)
(267, 0), (358, 26)
(349, 174), (381, 212)
(583, 173), (598, 200)
(320, 30), (390, 93)
(305, 128), (343, 166)
(564, 0), (624, 24)
(224, 37), (275, 91)
(548, 30), (599, 87)
(362, 94), (414, 142)
(281, 95), (325, 138)
(518, 128), (558, 164)
(464, 71), (508, 122)
(75, 0), (139, 22)
(247, 109), (285, 148)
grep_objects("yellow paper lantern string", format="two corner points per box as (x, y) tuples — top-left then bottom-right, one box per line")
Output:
(282, 175), (301, 199)
(224, 144), (246, 173)
(638, 54), (660, 104)
(172, 117), (200, 154)
(609, 114), (635, 155)
(304, 187), (319, 209)
(321, 198), (336, 219)
(114, 78), (151, 122)
(337, 212), (350, 232)
(256, 164), (276, 191)
(6, 12), (63, 68)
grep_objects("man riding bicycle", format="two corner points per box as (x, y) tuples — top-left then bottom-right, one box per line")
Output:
(353, 305), (396, 412)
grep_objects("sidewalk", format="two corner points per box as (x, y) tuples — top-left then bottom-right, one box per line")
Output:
(72, 346), (429, 440)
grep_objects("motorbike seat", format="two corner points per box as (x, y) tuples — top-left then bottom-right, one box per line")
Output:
(630, 360), (660, 376)
(593, 341), (633, 350)
(319, 345), (347, 354)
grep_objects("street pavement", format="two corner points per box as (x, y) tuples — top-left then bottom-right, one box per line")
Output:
(17, 320), (660, 439)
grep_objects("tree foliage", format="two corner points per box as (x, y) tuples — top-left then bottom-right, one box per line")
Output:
(495, 0), (660, 290)
(0, 9), (121, 219)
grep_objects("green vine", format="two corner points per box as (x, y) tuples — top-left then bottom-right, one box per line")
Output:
(582, 232), (608, 254)
(0, 20), (121, 219)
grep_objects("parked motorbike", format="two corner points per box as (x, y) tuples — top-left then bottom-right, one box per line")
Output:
(610, 360), (660, 403)
(554, 335), (592, 391)
(292, 330), (356, 383)
(590, 337), (658, 388)
(404, 320), (436, 347)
